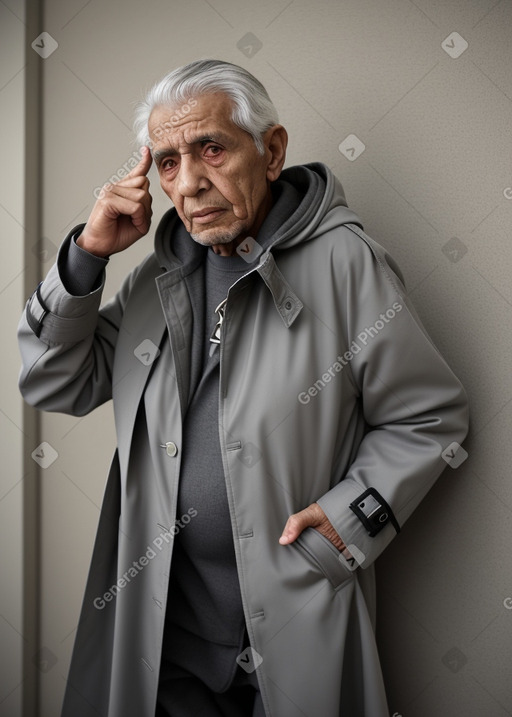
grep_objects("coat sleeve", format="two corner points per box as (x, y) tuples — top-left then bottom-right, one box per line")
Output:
(17, 227), (147, 416)
(316, 225), (469, 569)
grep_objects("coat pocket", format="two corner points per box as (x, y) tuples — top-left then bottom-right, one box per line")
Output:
(295, 527), (355, 591)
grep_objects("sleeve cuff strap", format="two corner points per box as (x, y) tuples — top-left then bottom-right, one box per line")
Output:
(26, 283), (50, 338)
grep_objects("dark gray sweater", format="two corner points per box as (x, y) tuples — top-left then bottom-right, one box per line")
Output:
(160, 249), (251, 692)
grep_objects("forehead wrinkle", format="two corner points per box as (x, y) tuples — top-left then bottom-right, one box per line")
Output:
(182, 127), (230, 146)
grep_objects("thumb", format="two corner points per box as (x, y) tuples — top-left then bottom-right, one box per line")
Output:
(279, 505), (319, 545)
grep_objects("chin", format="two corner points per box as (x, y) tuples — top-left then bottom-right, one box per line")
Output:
(190, 223), (246, 247)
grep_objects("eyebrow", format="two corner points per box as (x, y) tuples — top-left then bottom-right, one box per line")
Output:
(152, 133), (230, 167)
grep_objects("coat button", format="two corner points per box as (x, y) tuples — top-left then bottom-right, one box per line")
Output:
(161, 442), (178, 457)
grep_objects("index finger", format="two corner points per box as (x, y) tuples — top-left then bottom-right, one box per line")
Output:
(128, 145), (153, 178)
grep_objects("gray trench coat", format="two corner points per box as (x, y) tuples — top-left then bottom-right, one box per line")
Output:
(18, 163), (469, 716)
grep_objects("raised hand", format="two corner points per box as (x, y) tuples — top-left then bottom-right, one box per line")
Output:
(77, 146), (153, 257)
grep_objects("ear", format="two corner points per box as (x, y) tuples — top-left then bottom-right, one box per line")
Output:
(262, 125), (288, 182)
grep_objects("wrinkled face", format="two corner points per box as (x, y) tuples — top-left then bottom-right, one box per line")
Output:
(149, 93), (273, 247)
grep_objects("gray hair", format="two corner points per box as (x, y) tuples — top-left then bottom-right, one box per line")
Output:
(133, 59), (279, 155)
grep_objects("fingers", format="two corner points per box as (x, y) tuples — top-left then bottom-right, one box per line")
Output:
(95, 146), (152, 198)
(101, 194), (150, 224)
(96, 185), (152, 234)
(98, 183), (150, 203)
(97, 175), (152, 222)
(129, 194), (153, 236)
(127, 145), (153, 179)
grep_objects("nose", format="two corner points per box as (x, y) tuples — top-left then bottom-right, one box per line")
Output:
(176, 155), (211, 197)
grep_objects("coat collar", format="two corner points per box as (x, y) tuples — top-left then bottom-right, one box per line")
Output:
(153, 209), (304, 328)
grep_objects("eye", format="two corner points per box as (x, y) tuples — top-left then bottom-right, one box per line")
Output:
(161, 157), (176, 170)
(203, 144), (223, 158)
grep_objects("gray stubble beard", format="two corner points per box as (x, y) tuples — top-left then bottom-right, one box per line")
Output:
(189, 220), (250, 248)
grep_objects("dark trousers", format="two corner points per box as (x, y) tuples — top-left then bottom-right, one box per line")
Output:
(155, 658), (265, 717)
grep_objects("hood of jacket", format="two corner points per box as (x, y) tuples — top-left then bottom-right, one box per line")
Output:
(153, 162), (364, 272)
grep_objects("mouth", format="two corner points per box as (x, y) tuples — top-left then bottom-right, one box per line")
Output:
(190, 208), (226, 225)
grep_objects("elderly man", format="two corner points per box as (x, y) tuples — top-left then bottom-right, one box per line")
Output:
(18, 59), (469, 716)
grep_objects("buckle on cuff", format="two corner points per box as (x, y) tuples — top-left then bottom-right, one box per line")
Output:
(349, 487), (400, 537)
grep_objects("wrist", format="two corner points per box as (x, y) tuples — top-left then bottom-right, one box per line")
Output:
(76, 231), (110, 258)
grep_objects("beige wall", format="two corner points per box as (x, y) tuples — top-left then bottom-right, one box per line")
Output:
(3, 0), (512, 714)
(1, 0), (25, 715)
